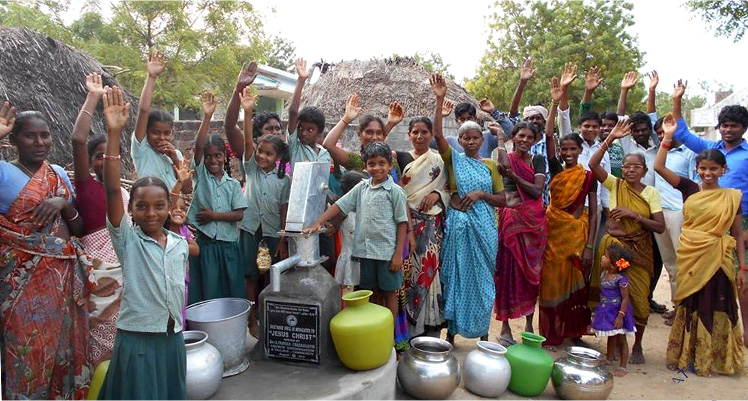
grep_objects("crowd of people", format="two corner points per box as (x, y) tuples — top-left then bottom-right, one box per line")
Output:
(0, 51), (746, 399)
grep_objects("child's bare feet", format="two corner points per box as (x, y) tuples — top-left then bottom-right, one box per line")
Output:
(614, 367), (628, 377)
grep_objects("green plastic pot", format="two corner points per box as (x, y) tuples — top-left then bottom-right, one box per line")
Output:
(330, 290), (394, 370)
(505, 332), (553, 396)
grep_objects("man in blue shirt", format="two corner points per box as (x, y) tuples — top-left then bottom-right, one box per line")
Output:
(672, 82), (748, 347)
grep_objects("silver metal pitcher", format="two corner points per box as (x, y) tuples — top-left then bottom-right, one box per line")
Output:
(397, 337), (460, 400)
(552, 346), (614, 400)
(186, 298), (253, 377)
(184, 331), (223, 399)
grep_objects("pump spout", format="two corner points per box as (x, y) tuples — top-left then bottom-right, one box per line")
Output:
(269, 254), (303, 292)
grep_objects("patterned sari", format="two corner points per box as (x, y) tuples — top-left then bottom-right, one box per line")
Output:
(401, 150), (449, 337)
(0, 162), (92, 399)
(495, 153), (547, 320)
(589, 179), (654, 327)
(440, 151), (498, 338)
(667, 188), (744, 376)
(539, 164), (595, 345)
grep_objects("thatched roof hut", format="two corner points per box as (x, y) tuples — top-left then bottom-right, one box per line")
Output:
(0, 28), (138, 173)
(290, 58), (490, 123)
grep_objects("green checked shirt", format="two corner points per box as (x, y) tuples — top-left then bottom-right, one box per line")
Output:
(108, 217), (188, 333)
(335, 175), (408, 261)
(187, 158), (247, 242)
(241, 155), (291, 238)
(130, 132), (183, 189)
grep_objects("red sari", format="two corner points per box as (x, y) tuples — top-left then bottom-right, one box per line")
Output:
(0, 162), (92, 399)
(494, 153), (548, 320)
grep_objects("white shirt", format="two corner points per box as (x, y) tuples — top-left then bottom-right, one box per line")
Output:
(558, 106), (610, 208)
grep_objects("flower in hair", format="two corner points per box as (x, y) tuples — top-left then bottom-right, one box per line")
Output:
(615, 258), (631, 272)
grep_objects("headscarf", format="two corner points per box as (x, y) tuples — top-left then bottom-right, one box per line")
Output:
(522, 105), (548, 121)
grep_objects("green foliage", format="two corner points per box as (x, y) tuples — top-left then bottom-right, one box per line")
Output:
(414, 52), (455, 80)
(467, 0), (645, 119)
(653, 91), (706, 126)
(0, 0), (296, 109)
(687, 0), (748, 42)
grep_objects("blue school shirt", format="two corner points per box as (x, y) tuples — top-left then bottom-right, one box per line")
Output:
(187, 158), (247, 241)
(0, 161), (74, 214)
(107, 216), (188, 332)
(674, 117), (748, 216)
(131, 133), (183, 189)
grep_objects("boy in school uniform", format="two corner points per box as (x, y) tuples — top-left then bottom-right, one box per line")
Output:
(305, 142), (408, 319)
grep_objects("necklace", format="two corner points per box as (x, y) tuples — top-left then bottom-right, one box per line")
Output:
(13, 160), (38, 177)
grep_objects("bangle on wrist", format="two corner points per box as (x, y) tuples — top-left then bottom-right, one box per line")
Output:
(65, 210), (80, 221)
(80, 109), (93, 118)
(739, 265), (748, 272)
(660, 141), (672, 150)
(617, 310), (625, 316)
(342, 118), (352, 125)
(103, 154), (121, 161)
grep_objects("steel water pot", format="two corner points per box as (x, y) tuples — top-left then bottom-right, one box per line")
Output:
(184, 331), (223, 400)
(397, 337), (460, 400)
(186, 298), (252, 377)
(463, 341), (511, 398)
(552, 346), (614, 400)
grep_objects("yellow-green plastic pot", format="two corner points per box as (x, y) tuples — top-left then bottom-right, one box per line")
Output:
(330, 290), (394, 370)
(87, 359), (110, 400)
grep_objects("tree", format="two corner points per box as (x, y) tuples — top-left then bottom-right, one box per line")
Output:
(687, 0), (748, 42)
(414, 52), (455, 81)
(0, 0), (296, 109)
(653, 91), (706, 126)
(466, 0), (645, 121)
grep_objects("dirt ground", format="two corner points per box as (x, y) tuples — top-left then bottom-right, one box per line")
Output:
(412, 269), (748, 400)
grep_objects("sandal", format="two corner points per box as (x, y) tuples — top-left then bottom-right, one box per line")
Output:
(650, 300), (667, 314)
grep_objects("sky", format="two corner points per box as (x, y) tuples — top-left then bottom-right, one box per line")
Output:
(248, 0), (746, 103)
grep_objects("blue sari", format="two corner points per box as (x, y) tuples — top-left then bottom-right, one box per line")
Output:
(440, 152), (498, 338)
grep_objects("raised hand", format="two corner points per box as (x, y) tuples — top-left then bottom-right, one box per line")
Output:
(620, 71), (638, 90)
(442, 99), (455, 117)
(175, 162), (193, 184)
(202, 92), (217, 116)
(344, 94), (363, 123)
(585, 66), (603, 92)
(387, 101), (404, 125)
(560, 62), (578, 89)
(479, 98), (495, 113)
(237, 61), (259, 89)
(647, 70), (659, 91)
(295, 58), (309, 80)
(102, 86), (131, 133)
(486, 121), (504, 138)
(147, 50), (166, 78)
(0, 101), (16, 140)
(239, 86), (256, 111)
(520, 57), (536, 82)
(550, 76), (563, 102)
(430, 73), (447, 98)
(85, 72), (106, 97)
(673, 79), (687, 99)
(661, 113), (677, 140)
(609, 119), (632, 139)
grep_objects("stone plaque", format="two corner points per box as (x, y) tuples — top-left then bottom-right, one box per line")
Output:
(264, 301), (321, 363)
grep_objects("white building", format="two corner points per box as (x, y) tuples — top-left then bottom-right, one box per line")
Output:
(690, 87), (748, 141)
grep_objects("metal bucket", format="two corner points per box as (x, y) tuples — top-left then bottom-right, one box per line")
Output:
(186, 298), (252, 377)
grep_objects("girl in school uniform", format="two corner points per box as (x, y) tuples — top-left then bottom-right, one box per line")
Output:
(238, 86), (291, 336)
(100, 86), (189, 399)
(187, 92), (248, 302)
(168, 163), (200, 320)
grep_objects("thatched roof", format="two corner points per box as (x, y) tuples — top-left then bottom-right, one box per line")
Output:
(0, 28), (138, 173)
(290, 58), (490, 122)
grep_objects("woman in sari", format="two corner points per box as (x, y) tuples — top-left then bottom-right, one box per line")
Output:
(397, 116), (450, 338)
(430, 74), (506, 342)
(539, 82), (598, 346)
(0, 104), (92, 399)
(71, 73), (130, 368)
(494, 121), (547, 345)
(588, 120), (665, 365)
(655, 114), (745, 376)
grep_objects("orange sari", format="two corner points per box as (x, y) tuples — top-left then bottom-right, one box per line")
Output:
(539, 164), (594, 345)
(0, 162), (92, 399)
